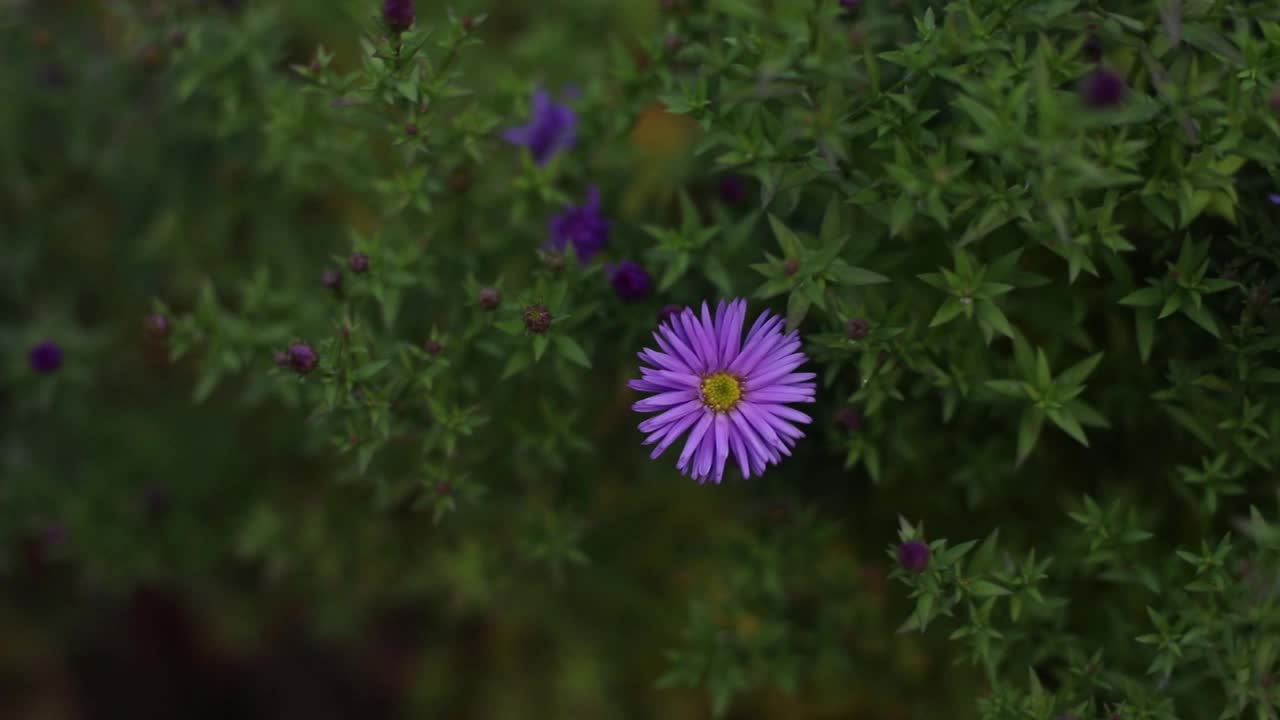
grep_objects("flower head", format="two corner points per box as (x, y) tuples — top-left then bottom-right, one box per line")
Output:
(349, 252), (370, 274)
(144, 314), (170, 340)
(322, 268), (343, 294)
(630, 299), (816, 483)
(898, 540), (930, 573)
(1081, 67), (1127, 108)
(607, 260), (653, 302)
(846, 317), (870, 340)
(503, 89), (577, 166)
(1269, 193), (1280, 205)
(478, 287), (501, 310)
(383, 0), (415, 33)
(548, 186), (610, 262)
(522, 303), (553, 333)
(29, 340), (63, 374)
(288, 343), (318, 374)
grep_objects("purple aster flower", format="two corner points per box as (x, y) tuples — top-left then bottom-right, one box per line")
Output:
(1081, 67), (1127, 109)
(1269, 193), (1280, 205)
(29, 340), (63, 374)
(630, 299), (816, 483)
(548, 186), (610, 261)
(608, 260), (653, 302)
(288, 343), (318, 374)
(503, 89), (577, 166)
(898, 540), (930, 573)
(383, 0), (414, 33)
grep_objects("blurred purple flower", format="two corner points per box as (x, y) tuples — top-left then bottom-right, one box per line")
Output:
(29, 340), (63, 374)
(630, 300), (816, 483)
(1269, 193), (1280, 205)
(898, 540), (930, 573)
(503, 90), (577, 166)
(384, 0), (414, 33)
(1081, 67), (1127, 108)
(288, 343), (318, 374)
(548, 186), (610, 261)
(607, 261), (653, 302)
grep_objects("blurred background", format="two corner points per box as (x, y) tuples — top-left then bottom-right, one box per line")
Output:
(0, 0), (1112, 717)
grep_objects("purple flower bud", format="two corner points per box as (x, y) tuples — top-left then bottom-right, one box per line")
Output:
(1081, 67), (1127, 109)
(322, 268), (343, 293)
(898, 540), (930, 573)
(836, 407), (863, 431)
(846, 317), (870, 340)
(478, 287), (501, 310)
(383, 0), (414, 33)
(607, 260), (653, 302)
(29, 340), (63, 374)
(659, 304), (683, 322)
(522, 303), (553, 333)
(349, 252), (370, 274)
(717, 174), (748, 206)
(424, 339), (442, 356)
(404, 123), (418, 137)
(1269, 193), (1280, 205)
(144, 314), (170, 340)
(840, 0), (862, 11)
(288, 343), (318, 374)
(783, 258), (800, 276)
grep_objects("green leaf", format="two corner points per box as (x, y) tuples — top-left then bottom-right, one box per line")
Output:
(1057, 352), (1103, 389)
(975, 300), (1015, 339)
(1181, 303), (1220, 338)
(353, 360), (390, 381)
(767, 214), (802, 257)
(533, 334), (550, 362)
(830, 262), (890, 285)
(501, 350), (531, 379)
(986, 380), (1027, 398)
(1048, 407), (1089, 446)
(890, 194), (914, 237)
(969, 580), (1010, 597)
(930, 298), (965, 327)
(555, 336), (592, 368)
(786, 287), (813, 331)
(1135, 308), (1156, 364)
(1119, 286), (1163, 307)
(1017, 407), (1044, 465)
(660, 253), (691, 292)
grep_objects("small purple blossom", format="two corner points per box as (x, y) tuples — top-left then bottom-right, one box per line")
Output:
(898, 540), (931, 573)
(1081, 67), (1127, 109)
(383, 0), (414, 33)
(478, 287), (501, 310)
(503, 90), (577, 166)
(630, 300), (816, 483)
(846, 318), (870, 340)
(322, 268), (343, 294)
(840, 0), (863, 11)
(29, 340), (63, 374)
(144, 314), (170, 339)
(608, 261), (653, 302)
(548, 187), (610, 262)
(1269, 193), (1280, 205)
(349, 252), (370, 274)
(288, 343), (318, 374)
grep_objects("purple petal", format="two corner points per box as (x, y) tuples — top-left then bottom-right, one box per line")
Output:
(632, 389), (699, 412)
(756, 403), (814, 425)
(712, 414), (731, 484)
(727, 422), (752, 480)
(655, 327), (703, 374)
(677, 412), (715, 473)
(737, 402), (791, 457)
(648, 407), (705, 459)
(721, 299), (747, 366)
(639, 399), (703, 433)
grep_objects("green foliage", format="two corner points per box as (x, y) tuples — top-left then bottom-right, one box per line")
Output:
(5, 0), (1280, 718)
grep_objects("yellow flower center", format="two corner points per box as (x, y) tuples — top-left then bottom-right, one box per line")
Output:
(700, 371), (743, 413)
